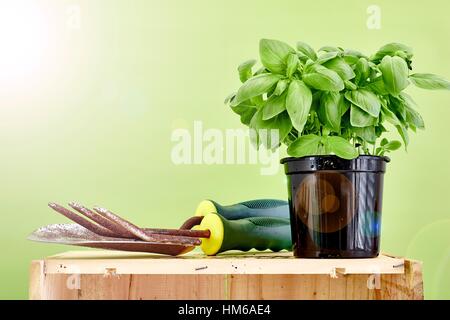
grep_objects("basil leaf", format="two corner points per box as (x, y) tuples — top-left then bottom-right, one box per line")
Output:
(232, 73), (281, 106)
(396, 125), (409, 148)
(273, 79), (289, 96)
(344, 80), (357, 90)
(302, 64), (344, 92)
(404, 105), (424, 129)
(389, 96), (407, 121)
(316, 51), (338, 65)
(286, 53), (299, 78)
(224, 92), (235, 105)
(259, 39), (295, 74)
(342, 55), (360, 65)
(409, 73), (450, 90)
(286, 80), (312, 133)
(325, 136), (359, 159)
(365, 77), (388, 95)
(379, 55), (409, 96)
(353, 126), (377, 144)
(371, 43), (413, 63)
(383, 140), (402, 151)
(343, 49), (366, 63)
(381, 105), (401, 126)
(311, 91), (322, 112)
(344, 89), (381, 117)
(296, 41), (317, 61)
(398, 92), (423, 129)
(274, 112), (294, 143)
(250, 109), (292, 149)
(254, 66), (268, 75)
(318, 46), (342, 53)
(354, 58), (370, 85)
(231, 102), (257, 125)
(318, 91), (341, 132)
(338, 93), (350, 116)
(323, 57), (355, 81)
(287, 134), (321, 157)
(238, 59), (256, 83)
(350, 104), (378, 127)
(263, 92), (287, 120)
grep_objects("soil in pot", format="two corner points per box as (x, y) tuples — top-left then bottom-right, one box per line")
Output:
(281, 155), (389, 258)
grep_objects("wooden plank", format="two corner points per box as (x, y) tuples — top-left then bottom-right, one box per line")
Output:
(379, 259), (423, 300)
(30, 271), (423, 300)
(127, 275), (226, 300)
(28, 261), (43, 300)
(29, 250), (422, 300)
(41, 250), (405, 275)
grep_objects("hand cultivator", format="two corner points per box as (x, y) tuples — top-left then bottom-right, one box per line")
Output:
(29, 200), (292, 256)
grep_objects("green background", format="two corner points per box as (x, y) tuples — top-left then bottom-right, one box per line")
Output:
(1, 0), (449, 299)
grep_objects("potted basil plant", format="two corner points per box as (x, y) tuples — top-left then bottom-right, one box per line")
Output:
(226, 39), (450, 258)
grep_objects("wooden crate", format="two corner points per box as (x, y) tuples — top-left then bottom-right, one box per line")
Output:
(29, 250), (423, 300)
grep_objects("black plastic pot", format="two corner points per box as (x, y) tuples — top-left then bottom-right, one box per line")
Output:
(280, 155), (389, 258)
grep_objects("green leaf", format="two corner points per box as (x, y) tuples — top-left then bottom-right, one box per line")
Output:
(381, 105), (401, 126)
(325, 136), (359, 159)
(409, 73), (450, 90)
(354, 58), (370, 84)
(259, 39), (295, 74)
(230, 102), (257, 125)
(318, 91), (341, 132)
(375, 147), (383, 156)
(353, 126), (377, 144)
(379, 55), (409, 96)
(344, 80), (357, 90)
(274, 112), (294, 143)
(350, 104), (378, 127)
(287, 134), (321, 157)
(254, 66), (267, 75)
(344, 49), (366, 58)
(398, 92), (424, 129)
(383, 140), (402, 151)
(396, 125), (409, 148)
(318, 46), (342, 53)
(380, 138), (388, 146)
(323, 58), (355, 81)
(315, 51), (338, 65)
(389, 96), (407, 121)
(371, 43), (413, 63)
(286, 80), (312, 132)
(344, 89), (381, 117)
(238, 59), (256, 83)
(232, 73), (281, 106)
(404, 105), (424, 129)
(296, 41), (317, 60)
(286, 53), (299, 78)
(310, 91), (322, 112)
(342, 49), (367, 65)
(273, 79), (288, 96)
(250, 109), (292, 149)
(338, 93), (350, 116)
(263, 92), (287, 120)
(302, 64), (344, 92)
(365, 77), (388, 95)
(224, 92), (235, 105)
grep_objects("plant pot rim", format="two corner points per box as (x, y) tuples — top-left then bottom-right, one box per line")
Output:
(280, 154), (390, 164)
(280, 155), (390, 174)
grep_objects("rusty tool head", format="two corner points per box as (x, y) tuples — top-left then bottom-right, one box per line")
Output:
(28, 202), (210, 256)
(28, 224), (196, 256)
